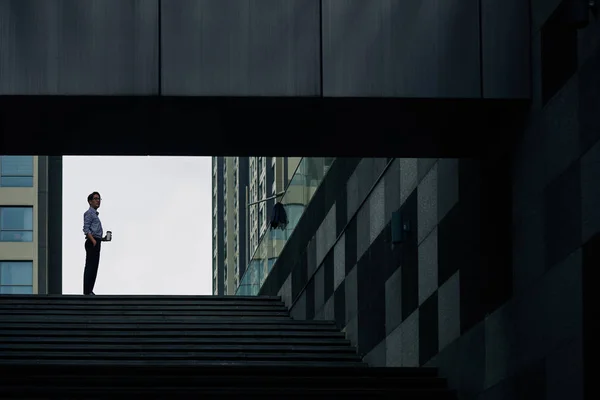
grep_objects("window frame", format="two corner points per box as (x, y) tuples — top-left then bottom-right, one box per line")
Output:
(0, 206), (34, 242)
(0, 156), (34, 188)
(0, 260), (34, 294)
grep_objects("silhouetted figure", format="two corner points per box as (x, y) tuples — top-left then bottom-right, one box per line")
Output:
(82, 191), (107, 295)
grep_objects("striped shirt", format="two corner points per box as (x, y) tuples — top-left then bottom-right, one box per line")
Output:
(83, 207), (103, 239)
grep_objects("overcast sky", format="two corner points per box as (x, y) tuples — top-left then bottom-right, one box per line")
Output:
(62, 156), (212, 295)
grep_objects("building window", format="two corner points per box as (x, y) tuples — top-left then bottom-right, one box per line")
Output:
(0, 261), (33, 294)
(0, 156), (34, 187)
(0, 207), (33, 242)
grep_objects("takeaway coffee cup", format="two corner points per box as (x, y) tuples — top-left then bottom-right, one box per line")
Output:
(106, 231), (112, 241)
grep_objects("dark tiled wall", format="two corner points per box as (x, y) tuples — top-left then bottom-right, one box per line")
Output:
(260, 3), (597, 400)
(265, 107), (595, 399)
(267, 149), (590, 400)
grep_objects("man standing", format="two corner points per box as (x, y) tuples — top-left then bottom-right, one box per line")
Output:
(82, 191), (105, 295)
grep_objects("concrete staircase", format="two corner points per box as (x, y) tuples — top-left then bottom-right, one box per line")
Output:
(0, 294), (456, 399)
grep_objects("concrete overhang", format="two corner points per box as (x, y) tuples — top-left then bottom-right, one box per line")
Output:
(0, 96), (530, 158)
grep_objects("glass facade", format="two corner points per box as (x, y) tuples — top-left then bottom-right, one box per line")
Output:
(236, 157), (335, 296)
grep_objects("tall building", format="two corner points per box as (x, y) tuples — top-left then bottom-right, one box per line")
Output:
(212, 156), (299, 295)
(211, 157), (224, 296)
(212, 156), (250, 295)
(0, 156), (62, 295)
(247, 157), (301, 260)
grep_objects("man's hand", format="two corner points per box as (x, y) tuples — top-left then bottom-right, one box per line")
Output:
(87, 233), (97, 247)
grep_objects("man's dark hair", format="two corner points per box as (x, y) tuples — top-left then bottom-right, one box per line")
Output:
(87, 192), (101, 202)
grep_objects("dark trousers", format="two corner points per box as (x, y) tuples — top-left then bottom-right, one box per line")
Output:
(84, 237), (102, 294)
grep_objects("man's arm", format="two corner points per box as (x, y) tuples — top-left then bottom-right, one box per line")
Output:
(83, 212), (97, 246)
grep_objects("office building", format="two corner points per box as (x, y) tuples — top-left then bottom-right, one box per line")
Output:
(0, 156), (62, 295)
(212, 156), (300, 295)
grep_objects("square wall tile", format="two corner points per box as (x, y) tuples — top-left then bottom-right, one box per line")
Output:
(344, 317), (359, 350)
(347, 169), (360, 221)
(400, 158), (418, 205)
(384, 159), (401, 223)
(345, 265), (358, 323)
(581, 139), (600, 243)
(307, 237), (317, 278)
(418, 158), (437, 183)
(364, 339), (386, 367)
(277, 274), (292, 309)
(514, 248), (583, 370)
(485, 301), (517, 389)
(418, 227), (438, 305)
(437, 158), (459, 223)
(314, 263), (325, 312)
(345, 216), (357, 275)
(385, 265), (403, 335)
(541, 74), (581, 187)
(369, 177), (386, 245)
(419, 291), (438, 366)
(334, 283), (346, 329)
(545, 338), (583, 400)
(438, 271), (460, 352)
(334, 232), (346, 291)
(418, 162), (438, 244)
(323, 295), (335, 321)
(401, 309), (419, 367)
(323, 250), (334, 302)
(290, 291), (306, 320)
(458, 323), (486, 396)
(306, 277), (315, 320)
(513, 207), (546, 295)
(336, 189), (348, 237)
(316, 203), (337, 267)
(291, 252), (308, 300)
(544, 162), (582, 268)
(358, 289), (386, 355)
(356, 200), (370, 262)
(515, 359), (546, 400)
(385, 323), (403, 366)
(357, 158), (376, 204)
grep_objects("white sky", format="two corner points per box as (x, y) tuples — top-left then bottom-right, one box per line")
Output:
(62, 156), (212, 295)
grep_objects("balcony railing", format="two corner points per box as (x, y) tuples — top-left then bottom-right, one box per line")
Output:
(235, 157), (334, 296)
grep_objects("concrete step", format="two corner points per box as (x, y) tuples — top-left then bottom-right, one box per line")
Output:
(0, 336), (352, 346)
(0, 329), (347, 339)
(0, 344), (359, 354)
(0, 386), (457, 399)
(0, 309), (291, 317)
(0, 315), (330, 323)
(0, 364), (439, 378)
(0, 294), (284, 307)
(0, 321), (339, 331)
(0, 295), (457, 399)
(0, 303), (289, 311)
(2, 373), (448, 389)
(0, 351), (363, 362)
(0, 294), (283, 301)
(0, 359), (368, 368)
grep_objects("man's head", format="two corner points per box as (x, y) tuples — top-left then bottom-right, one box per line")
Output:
(87, 192), (101, 209)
